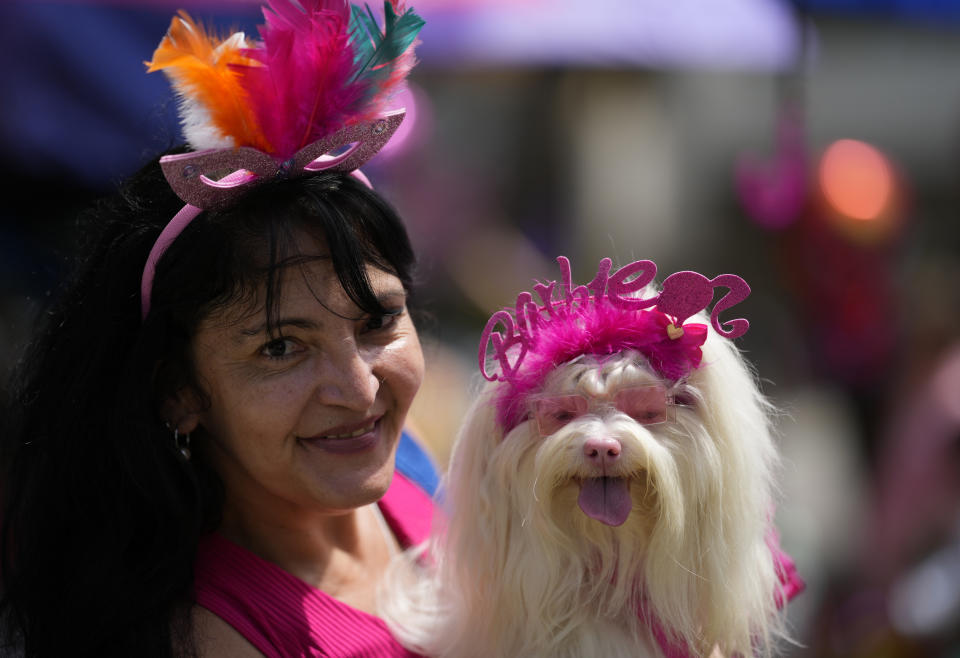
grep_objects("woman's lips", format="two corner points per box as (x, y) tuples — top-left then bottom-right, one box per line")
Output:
(299, 416), (382, 454)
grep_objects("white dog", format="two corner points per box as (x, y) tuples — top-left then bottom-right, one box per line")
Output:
(382, 257), (797, 658)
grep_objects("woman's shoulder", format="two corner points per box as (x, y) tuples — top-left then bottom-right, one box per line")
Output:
(191, 605), (265, 658)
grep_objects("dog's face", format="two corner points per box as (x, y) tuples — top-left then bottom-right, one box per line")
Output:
(384, 287), (786, 657)
(465, 339), (780, 647)
(487, 352), (714, 552)
(434, 337), (781, 657)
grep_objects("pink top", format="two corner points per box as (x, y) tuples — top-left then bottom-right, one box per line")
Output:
(194, 472), (432, 658)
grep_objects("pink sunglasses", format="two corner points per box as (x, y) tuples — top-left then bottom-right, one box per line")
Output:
(528, 384), (676, 437)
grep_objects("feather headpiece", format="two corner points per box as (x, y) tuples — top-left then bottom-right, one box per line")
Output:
(147, 0), (424, 159)
(140, 0), (424, 319)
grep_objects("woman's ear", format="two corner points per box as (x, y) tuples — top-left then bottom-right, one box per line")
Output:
(161, 387), (204, 435)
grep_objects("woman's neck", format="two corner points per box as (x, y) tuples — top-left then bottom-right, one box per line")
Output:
(216, 499), (398, 613)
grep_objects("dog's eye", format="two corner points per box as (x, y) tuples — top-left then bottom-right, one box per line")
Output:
(532, 395), (588, 436)
(630, 409), (667, 424)
(614, 385), (668, 425)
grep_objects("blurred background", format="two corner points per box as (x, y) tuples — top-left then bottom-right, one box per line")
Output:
(1, 0), (959, 655)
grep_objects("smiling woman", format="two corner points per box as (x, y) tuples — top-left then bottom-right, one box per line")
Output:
(187, 251), (424, 544)
(0, 0), (435, 654)
(0, 166), (433, 658)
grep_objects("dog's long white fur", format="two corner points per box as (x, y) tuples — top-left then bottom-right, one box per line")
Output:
(381, 323), (787, 657)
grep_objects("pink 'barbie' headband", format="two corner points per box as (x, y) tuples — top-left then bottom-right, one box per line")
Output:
(479, 256), (752, 431)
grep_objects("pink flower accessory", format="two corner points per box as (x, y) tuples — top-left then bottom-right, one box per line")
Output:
(139, 0), (425, 319)
(479, 256), (752, 431)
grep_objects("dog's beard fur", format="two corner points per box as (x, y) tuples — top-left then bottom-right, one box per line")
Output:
(381, 330), (787, 658)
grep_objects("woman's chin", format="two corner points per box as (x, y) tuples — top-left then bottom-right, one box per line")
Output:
(309, 442), (399, 510)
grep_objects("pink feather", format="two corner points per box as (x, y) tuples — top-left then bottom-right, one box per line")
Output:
(234, 0), (371, 159)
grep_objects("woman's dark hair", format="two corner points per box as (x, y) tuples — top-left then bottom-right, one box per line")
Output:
(0, 155), (416, 657)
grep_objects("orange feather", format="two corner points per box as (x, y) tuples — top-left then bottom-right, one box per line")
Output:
(147, 12), (271, 152)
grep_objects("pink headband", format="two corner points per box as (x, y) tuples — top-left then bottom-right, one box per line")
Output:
(479, 256), (751, 431)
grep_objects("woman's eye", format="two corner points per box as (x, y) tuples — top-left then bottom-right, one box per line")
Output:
(260, 337), (299, 360)
(362, 309), (402, 333)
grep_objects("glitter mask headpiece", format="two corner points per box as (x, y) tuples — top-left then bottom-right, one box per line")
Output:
(479, 256), (751, 432)
(140, 0), (424, 319)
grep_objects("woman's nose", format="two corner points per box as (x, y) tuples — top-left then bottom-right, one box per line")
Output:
(315, 346), (380, 410)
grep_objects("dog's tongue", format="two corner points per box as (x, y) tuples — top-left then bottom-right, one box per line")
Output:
(577, 477), (632, 526)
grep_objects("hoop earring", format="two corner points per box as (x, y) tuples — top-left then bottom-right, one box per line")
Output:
(173, 427), (192, 461)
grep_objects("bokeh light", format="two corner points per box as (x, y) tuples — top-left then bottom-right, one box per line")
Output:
(819, 138), (894, 221)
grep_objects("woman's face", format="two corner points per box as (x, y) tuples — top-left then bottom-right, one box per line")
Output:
(184, 241), (424, 518)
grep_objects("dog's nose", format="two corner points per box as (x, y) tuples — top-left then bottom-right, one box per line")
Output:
(583, 437), (621, 466)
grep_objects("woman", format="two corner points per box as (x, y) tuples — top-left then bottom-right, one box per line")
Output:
(0, 1), (433, 654)
(0, 159), (434, 657)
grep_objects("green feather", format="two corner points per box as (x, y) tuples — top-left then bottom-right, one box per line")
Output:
(349, 1), (425, 86)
